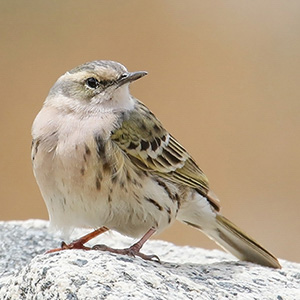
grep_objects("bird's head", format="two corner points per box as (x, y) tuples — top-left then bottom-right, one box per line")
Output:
(45, 60), (147, 114)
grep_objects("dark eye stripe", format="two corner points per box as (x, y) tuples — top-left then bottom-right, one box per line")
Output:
(99, 80), (110, 86)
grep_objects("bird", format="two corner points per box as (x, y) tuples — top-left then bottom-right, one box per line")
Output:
(31, 60), (281, 268)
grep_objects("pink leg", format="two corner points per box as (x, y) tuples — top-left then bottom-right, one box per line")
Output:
(92, 228), (159, 261)
(46, 226), (109, 253)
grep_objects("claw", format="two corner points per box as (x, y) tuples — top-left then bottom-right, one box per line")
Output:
(135, 252), (160, 262)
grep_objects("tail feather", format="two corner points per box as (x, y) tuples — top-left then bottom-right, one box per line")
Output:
(178, 193), (281, 268)
(210, 215), (281, 268)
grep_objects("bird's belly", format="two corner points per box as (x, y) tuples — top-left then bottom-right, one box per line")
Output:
(33, 146), (180, 239)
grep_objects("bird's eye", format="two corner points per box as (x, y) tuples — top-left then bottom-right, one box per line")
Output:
(85, 77), (99, 89)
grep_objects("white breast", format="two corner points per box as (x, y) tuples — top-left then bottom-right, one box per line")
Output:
(32, 106), (179, 239)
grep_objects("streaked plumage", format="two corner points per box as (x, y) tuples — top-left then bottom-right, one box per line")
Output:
(31, 60), (281, 268)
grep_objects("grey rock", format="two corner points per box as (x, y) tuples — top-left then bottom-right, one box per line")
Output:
(0, 220), (299, 300)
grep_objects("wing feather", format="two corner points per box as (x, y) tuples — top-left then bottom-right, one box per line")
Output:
(111, 100), (220, 210)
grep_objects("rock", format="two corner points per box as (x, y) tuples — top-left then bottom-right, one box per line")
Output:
(0, 220), (299, 299)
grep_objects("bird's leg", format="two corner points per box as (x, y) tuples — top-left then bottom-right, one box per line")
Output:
(92, 228), (160, 262)
(46, 226), (109, 253)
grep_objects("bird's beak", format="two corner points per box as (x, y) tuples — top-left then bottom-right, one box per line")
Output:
(117, 71), (148, 87)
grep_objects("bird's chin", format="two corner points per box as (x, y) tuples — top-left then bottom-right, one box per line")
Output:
(91, 85), (134, 112)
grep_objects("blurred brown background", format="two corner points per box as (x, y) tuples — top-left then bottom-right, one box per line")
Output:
(1, 1), (299, 262)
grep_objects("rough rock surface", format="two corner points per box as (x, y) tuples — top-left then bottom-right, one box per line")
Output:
(0, 220), (299, 299)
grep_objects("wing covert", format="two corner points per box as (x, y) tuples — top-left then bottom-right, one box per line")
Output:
(111, 100), (217, 207)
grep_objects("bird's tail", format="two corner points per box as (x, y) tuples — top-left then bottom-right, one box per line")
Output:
(205, 214), (281, 268)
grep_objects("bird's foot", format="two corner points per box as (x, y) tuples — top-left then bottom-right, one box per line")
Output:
(45, 226), (109, 254)
(92, 243), (160, 262)
(46, 240), (92, 253)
